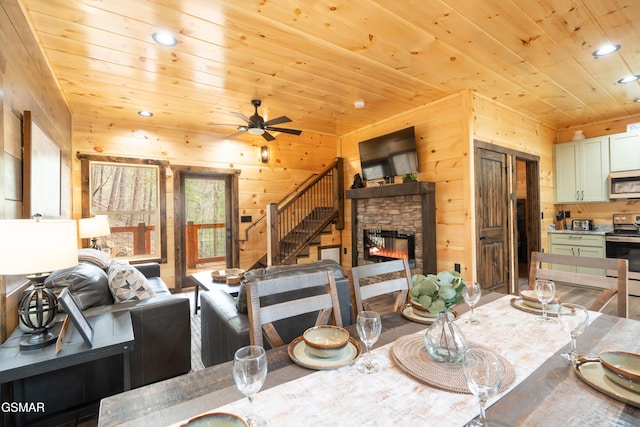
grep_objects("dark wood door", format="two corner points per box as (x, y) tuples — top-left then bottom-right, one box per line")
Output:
(475, 147), (509, 293)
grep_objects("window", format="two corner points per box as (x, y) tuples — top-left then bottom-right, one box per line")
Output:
(79, 155), (167, 262)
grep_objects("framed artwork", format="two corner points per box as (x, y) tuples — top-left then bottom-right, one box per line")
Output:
(58, 289), (94, 348)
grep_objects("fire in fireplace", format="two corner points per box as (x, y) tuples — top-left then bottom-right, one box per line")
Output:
(363, 229), (415, 267)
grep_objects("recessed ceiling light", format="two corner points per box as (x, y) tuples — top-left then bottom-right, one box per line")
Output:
(152, 31), (177, 47)
(635, 98), (640, 103)
(354, 100), (365, 109)
(138, 110), (153, 117)
(618, 75), (640, 84)
(592, 43), (620, 57)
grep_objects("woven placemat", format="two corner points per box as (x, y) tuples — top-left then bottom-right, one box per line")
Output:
(390, 334), (516, 394)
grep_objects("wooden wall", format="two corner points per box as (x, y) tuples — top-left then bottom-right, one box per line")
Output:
(341, 93), (470, 276)
(71, 114), (339, 285)
(555, 114), (640, 228)
(472, 94), (557, 255)
(0, 0), (72, 340)
(339, 92), (557, 282)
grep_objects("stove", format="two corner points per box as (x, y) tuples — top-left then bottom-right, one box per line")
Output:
(606, 213), (640, 295)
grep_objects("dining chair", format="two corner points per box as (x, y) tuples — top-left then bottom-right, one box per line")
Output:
(246, 270), (343, 348)
(351, 259), (412, 314)
(528, 251), (629, 318)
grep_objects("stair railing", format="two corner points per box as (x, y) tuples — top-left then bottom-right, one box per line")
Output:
(266, 157), (343, 265)
(240, 158), (344, 269)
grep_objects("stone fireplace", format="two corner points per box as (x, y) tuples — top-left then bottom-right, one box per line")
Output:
(346, 181), (436, 275)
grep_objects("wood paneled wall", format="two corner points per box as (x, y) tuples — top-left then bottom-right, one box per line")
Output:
(71, 114), (339, 285)
(555, 115), (640, 226)
(341, 93), (470, 276)
(472, 94), (557, 256)
(340, 92), (557, 282)
(0, 0), (72, 340)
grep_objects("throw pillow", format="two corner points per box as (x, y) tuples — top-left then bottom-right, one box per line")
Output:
(45, 262), (113, 309)
(108, 261), (155, 303)
(78, 248), (112, 270)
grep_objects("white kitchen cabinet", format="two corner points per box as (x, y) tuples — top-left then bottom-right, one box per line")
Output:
(548, 233), (605, 276)
(610, 132), (640, 172)
(554, 137), (609, 203)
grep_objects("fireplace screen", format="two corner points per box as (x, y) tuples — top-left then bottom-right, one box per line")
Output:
(363, 229), (415, 266)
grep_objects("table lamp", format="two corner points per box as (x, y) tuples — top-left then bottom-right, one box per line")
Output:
(0, 217), (78, 350)
(78, 215), (111, 250)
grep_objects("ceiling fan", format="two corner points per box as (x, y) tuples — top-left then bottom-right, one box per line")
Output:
(209, 99), (302, 141)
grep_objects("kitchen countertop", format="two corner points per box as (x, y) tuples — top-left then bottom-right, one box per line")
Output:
(547, 224), (612, 235)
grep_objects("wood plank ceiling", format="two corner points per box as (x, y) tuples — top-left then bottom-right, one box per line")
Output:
(16, 0), (640, 138)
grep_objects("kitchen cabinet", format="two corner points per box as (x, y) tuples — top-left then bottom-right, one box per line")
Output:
(554, 137), (609, 203)
(548, 233), (605, 276)
(610, 132), (640, 172)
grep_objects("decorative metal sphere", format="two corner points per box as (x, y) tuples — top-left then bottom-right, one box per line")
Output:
(19, 286), (58, 332)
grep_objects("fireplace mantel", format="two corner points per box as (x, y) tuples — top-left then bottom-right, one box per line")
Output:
(346, 181), (436, 274)
(345, 181), (434, 199)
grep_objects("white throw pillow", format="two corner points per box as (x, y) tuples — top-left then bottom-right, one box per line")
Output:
(108, 261), (155, 303)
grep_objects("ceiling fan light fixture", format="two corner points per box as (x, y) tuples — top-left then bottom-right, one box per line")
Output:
(248, 127), (265, 135)
(592, 43), (620, 57)
(618, 75), (640, 84)
(152, 31), (177, 47)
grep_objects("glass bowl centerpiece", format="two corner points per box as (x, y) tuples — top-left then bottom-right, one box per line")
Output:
(410, 271), (468, 362)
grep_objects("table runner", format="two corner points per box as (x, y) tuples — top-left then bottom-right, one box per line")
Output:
(170, 295), (599, 426)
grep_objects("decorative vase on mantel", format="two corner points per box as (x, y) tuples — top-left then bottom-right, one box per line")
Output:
(424, 311), (467, 363)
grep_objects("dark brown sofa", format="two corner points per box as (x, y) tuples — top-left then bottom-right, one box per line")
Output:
(11, 262), (191, 426)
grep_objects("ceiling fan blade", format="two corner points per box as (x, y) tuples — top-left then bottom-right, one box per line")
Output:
(267, 126), (302, 135)
(230, 111), (253, 124)
(226, 130), (247, 139)
(264, 116), (291, 127)
(262, 131), (276, 142)
(207, 122), (244, 126)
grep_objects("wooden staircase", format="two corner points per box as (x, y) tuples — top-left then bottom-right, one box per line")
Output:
(240, 158), (344, 270)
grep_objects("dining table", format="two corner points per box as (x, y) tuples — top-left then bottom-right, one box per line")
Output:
(98, 292), (640, 426)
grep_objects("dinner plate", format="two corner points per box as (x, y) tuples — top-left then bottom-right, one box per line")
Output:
(181, 412), (248, 426)
(400, 305), (457, 324)
(574, 358), (640, 408)
(519, 290), (560, 309)
(509, 297), (559, 317)
(600, 351), (640, 383)
(288, 336), (361, 370)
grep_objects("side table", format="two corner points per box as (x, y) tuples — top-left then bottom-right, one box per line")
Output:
(0, 311), (134, 426)
(191, 270), (241, 314)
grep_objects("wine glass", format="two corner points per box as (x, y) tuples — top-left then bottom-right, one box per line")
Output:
(463, 349), (504, 427)
(356, 311), (382, 374)
(557, 303), (589, 362)
(463, 282), (482, 325)
(233, 345), (268, 427)
(534, 279), (556, 323)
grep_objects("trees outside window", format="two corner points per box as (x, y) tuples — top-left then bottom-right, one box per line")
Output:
(79, 155), (167, 262)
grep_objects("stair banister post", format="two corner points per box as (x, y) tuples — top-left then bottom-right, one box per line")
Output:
(266, 203), (278, 266)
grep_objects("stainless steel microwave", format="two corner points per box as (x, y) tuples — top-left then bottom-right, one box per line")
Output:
(609, 170), (640, 199)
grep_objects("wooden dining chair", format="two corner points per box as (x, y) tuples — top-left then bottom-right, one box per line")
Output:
(351, 259), (412, 314)
(246, 270), (343, 348)
(528, 251), (629, 318)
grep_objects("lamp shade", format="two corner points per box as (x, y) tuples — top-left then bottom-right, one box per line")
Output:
(78, 215), (111, 238)
(0, 219), (78, 275)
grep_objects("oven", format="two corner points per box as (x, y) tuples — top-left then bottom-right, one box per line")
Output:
(605, 213), (640, 295)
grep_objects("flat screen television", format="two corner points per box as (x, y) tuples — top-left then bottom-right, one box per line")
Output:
(358, 126), (419, 181)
